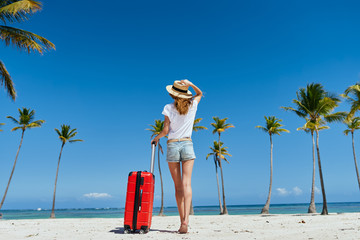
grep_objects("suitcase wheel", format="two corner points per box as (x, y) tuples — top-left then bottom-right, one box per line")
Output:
(139, 229), (145, 234)
(124, 229), (130, 234)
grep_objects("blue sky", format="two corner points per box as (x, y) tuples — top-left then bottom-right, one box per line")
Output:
(1, 0), (360, 210)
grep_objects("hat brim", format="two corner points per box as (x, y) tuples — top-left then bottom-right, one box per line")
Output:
(166, 85), (193, 99)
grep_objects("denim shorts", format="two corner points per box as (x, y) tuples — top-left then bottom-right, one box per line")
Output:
(166, 141), (196, 163)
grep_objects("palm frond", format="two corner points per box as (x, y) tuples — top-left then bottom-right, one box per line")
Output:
(146, 119), (164, 138)
(343, 116), (360, 135)
(347, 101), (360, 121)
(0, 60), (16, 100)
(54, 128), (61, 136)
(255, 125), (268, 133)
(11, 126), (22, 131)
(211, 116), (234, 135)
(0, 0), (42, 24)
(193, 126), (207, 132)
(6, 115), (19, 124)
(56, 124), (82, 144)
(343, 129), (351, 136)
(207, 140), (232, 163)
(206, 152), (214, 160)
(324, 112), (346, 123)
(342, 83), (360, 120)
(297, 126), (312, 133)
(256, 116), (289, 136)
(27, 120), (43, 128)
(194, 118), (203, 124)
(193, 118), (207, 132)
(0, 25), (55, 54)
(59, 136), (66, 143)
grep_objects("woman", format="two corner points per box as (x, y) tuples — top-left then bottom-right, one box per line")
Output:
(151, 79), (202, 234)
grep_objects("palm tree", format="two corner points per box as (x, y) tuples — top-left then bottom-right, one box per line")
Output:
(189, 118), (208, 215)
(342, 83), (360, 121)
(297, 119), (328, 213)
(146, 119), (165, 216)
(282, 83), (346, 215)
(343, 117), (360, 191)
(256, 116), (289, 214)
(206, 141), (231, 214)
(0, 0), (55, 100)
(50, 125), (82, 218)
(0, 108), (44, 212)
(211, 117), (234, 215)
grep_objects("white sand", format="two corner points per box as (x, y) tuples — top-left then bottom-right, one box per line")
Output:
(0, 213), (359, 240)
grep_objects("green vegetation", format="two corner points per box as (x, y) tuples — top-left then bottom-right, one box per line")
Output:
(256, 116), (289, 214)
(343, 117), (360, 191)
(2, 82), (360, 218)
(51, 125), (82, 218)
(0, 108), (44, 211)
(297, 119), (329, 213)
(0, 0), (55, 100)
(211, 117), (234, 215)
(282, 83), (346, 215)
(206, 141), (231, 214)
(146, 119), (166, 216)
(342, 83), (360, 121)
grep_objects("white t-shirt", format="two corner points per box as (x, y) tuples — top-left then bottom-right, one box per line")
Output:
(162, 100), (198, 140)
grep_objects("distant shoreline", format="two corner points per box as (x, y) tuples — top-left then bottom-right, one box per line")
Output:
(1, 202), (359, 220)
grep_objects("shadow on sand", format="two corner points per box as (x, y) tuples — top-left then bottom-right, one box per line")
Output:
(110, 227), (177, 234)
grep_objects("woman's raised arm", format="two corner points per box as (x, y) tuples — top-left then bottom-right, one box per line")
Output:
(180, 79), (202, 103)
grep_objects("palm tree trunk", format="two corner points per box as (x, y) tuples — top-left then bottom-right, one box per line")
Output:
(50, 143), (64, 218)
(261, 134), (273, 214)
(308, 131), (316, 213)
(190, 202), (194, 215)
(351, 132), (360, 190)
(215, 158), (223, 214)
(0, 130), (25, 211)
(218, 134), (228, 215)
(158, 143), (165, 216)
(315, 130), (328, 215)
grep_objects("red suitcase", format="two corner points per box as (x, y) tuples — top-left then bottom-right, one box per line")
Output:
(124, 144), (156, 234)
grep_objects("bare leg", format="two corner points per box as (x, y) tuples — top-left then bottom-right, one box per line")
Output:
(168, 162), (184, 225)
(180, 159), (194, 232)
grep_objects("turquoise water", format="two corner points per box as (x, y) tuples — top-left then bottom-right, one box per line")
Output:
(1, 202), (359, 220)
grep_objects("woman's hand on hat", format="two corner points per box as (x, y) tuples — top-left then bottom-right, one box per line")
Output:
(180, 79), (192, 87)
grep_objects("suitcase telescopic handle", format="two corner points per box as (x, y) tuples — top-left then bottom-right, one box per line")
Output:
(150, 143), (156, 174)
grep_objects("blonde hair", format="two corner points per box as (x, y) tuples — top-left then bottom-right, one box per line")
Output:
(170, 94), (193, 115)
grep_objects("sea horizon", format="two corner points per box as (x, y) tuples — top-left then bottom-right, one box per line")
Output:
(1, 201), (359, 220)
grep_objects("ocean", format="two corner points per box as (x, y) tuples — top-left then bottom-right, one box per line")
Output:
(0, 202), (359, 220)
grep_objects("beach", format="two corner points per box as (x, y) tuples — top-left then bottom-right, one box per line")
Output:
(0, 213), (359, 240)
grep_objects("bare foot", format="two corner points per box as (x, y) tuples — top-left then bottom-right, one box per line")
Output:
(178, 223), (188, 234)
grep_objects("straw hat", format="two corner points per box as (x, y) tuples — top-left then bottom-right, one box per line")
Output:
(166, 80), (193, 99)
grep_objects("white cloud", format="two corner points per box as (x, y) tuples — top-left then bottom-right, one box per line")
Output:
(315, 186), (321, 194)
(276, 188), (289, 196)
(276, 187), (303, 196)
(292, 186), (303, 196)
(83, 193), (112, 199)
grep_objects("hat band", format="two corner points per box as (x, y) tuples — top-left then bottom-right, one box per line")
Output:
(172, 86), (188, 94)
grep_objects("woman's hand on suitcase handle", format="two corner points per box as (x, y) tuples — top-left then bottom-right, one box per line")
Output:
(151, 137), (159, 146)
(151, 117), (170, 146)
